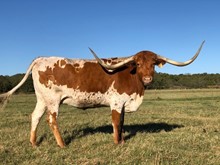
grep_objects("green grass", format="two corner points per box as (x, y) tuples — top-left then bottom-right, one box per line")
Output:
(0, 89), (220, 164)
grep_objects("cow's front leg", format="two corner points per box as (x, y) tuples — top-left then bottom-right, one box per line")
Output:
(111, 108), (125, 144)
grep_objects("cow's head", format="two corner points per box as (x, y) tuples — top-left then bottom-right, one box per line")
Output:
(89, 41), (205, 86)
(132, 51), (166, 85)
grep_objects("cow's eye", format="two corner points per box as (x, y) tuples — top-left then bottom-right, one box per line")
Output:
(136, 63), (140, 67)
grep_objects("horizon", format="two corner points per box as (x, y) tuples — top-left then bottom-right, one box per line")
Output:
(2, 71), (220, 77)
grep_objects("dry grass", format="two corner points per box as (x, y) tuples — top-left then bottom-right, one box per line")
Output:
(0, 89), (220, 164)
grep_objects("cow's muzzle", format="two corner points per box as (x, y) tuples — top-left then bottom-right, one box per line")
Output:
(142, 76), (153, 85)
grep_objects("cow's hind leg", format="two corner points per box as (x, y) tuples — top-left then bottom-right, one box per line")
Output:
(30, 100), (46, 147)
(47, 105), (65, 148)
(111, 108), (125, 144)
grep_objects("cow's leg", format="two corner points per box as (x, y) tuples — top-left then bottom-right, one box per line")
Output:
(47, 105), (65, 148)
(30, 100), (46, 147)
(111, 108), (125, 144)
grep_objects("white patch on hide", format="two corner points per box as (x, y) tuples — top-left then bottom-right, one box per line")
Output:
(33, 57), (97, 72)
(48, 114), (53, 124)
(106, 82), (144, 113)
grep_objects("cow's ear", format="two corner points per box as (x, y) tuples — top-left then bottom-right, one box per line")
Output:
(127, 61), (137, 74)
(156, 59), (166, 68)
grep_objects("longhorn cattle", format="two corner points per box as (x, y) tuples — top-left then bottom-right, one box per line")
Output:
(0, 41), (205, 147)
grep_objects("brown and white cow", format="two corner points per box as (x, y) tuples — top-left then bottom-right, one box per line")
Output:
(0, 41), (205, 147)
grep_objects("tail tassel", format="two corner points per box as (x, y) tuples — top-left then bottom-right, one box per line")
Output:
(0, 93), (11, 110)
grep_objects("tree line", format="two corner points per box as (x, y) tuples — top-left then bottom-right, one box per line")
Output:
(148, 73), (220, 89)
(0, 72), (220, 93)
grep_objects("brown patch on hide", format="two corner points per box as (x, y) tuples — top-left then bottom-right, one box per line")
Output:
(60, 60), (66, 66)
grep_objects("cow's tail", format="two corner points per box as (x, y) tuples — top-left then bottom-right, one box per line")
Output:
(0, 59), (37, 110)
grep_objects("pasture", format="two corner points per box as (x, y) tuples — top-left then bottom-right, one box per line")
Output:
(0, 89), (220, 164)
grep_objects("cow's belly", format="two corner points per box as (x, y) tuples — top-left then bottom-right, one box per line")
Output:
(62, 90), (109, 108)
(62, 90), (143, 112)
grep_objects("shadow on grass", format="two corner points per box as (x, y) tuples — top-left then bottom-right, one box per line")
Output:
(63, 122), (184, 145)
(36, 133), (47, 146)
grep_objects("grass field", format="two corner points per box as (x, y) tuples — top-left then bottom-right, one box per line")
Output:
(0, 89), (220, 164)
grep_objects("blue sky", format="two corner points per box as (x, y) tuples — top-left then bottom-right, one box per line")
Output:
(0, 0), (219, 75)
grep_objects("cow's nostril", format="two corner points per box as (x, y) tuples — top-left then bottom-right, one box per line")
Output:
(145, 77), (152, 81)
(142, 76), (153, 85)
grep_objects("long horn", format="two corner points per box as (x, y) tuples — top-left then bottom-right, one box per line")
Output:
(157, 40), (205, 66)
(89, 48), (134, 72)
